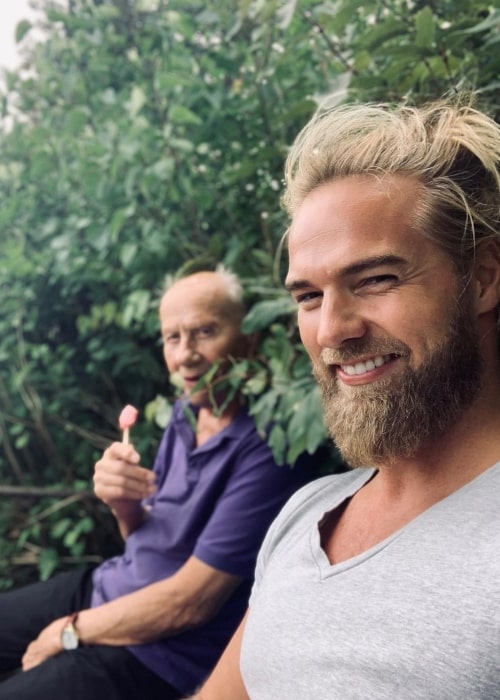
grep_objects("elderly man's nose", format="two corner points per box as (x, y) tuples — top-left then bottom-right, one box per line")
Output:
(177, 340), (200, 364)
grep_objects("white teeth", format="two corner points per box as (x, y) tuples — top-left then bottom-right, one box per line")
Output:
(341, 354), (392, 376)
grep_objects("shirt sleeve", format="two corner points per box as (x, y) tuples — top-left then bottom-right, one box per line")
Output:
(193, 432), (311, 579)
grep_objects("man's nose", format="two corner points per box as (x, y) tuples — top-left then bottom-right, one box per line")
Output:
(315, 291), (366, 348)
(177, 336), (201, 365)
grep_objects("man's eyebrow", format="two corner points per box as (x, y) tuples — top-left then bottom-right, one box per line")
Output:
(341, 254), (407, 277)
(284, 279), (310, 293)
(161, 320), (219, 333)
(285, 254), (407, 293)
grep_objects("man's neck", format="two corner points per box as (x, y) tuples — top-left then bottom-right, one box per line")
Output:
(323, 390), (500, 565)
(195, 396), (242, 446)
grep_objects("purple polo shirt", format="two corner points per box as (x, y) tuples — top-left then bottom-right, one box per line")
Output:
(91, 400), (312, 695)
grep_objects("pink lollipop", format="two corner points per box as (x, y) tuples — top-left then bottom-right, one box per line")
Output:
(119, 404), (138, 444)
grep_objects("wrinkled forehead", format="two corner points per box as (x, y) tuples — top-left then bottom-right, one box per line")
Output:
(159, 284), (241, 330)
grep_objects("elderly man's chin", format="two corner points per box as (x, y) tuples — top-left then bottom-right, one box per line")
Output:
(186, 384), (229, 411)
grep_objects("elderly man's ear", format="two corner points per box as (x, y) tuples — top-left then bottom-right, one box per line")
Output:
(473, 240), (500, 316)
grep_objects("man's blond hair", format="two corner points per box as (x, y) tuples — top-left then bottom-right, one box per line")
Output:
(283, 95), (500, 275)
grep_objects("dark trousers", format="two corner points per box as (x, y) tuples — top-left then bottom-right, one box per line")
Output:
(0, 569), (182, 700)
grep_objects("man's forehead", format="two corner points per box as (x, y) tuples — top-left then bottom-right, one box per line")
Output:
(159, 295), (240, 335)
(160, 303), (224, 326)
(286, 176), (424, 265)
(161, 315), (220, 333)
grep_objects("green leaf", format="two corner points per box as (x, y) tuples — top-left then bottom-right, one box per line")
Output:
(268, 424), (286, 465)
(14, 433), (30, 449)
(460, 9), (500, 35)
(415, 7), (436, 49)
(242, 298), (296, 333)
(51, 518), (72, 539)
(146, 395), (173, 428)
(276, 0), (298, 29)
(248, 391), (278, 434)
(120, 242), (138, 268)
(286, 433), (308, 465)
(64, 107), (89, 135)
(38, 548), (59, 581)
(169, 104), (203, 126)
(127, 85), (147, 118)
(243, 371), (268, 396)
(15, 19), (32, 43)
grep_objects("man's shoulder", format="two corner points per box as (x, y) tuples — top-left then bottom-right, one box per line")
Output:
(265, 468), (375, 538)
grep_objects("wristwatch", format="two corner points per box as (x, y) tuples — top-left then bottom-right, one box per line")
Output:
(61, 612), (80, 650)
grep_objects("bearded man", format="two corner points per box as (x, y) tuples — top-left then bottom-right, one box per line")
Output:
(189, 95), (500, 699)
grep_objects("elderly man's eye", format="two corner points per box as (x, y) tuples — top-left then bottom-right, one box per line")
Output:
(197, 325), (217, 338)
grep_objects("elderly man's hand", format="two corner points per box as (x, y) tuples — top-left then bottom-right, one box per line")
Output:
(93, 442), (156, 518)
(94, 442), (156, 538)
(21, 618), (66, 671)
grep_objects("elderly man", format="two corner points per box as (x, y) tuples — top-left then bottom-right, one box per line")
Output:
(190, 96), (500, 699)
(0, 268), (311, 700)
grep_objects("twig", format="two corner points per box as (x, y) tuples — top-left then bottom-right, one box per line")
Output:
(0, 486), (94, 499)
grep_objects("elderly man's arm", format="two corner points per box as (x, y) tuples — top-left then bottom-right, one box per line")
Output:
(22, 555), (242, 670)
(189, 612), (251, 700)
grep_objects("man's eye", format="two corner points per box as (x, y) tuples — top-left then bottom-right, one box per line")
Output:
(197, 326), (216, 338)
(164, 333), (179, 344)
(295, 291), (322, 306)
(360, 275), (398, 290)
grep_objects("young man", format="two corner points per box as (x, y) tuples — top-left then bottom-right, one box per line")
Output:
(190, 97), (500, 698)
(0, 268), (311, 699)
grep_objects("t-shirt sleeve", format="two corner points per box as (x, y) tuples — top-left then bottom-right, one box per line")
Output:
(193, 434), (310, 579)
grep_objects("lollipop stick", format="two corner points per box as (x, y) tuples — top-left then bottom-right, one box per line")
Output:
(122, 427), (130, 445)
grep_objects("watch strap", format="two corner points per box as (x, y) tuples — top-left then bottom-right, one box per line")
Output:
(68, 612), (79, 627)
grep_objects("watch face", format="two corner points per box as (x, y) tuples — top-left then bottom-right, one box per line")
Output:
(61, 624), (79, 650)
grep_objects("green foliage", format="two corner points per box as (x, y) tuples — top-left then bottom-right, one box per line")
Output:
(0, 0), (498, 587)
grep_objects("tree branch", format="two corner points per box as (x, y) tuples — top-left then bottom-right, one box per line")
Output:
(0, 486), (94, 499)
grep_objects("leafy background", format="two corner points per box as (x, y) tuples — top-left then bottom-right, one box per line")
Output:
(0, 0), (498, 588)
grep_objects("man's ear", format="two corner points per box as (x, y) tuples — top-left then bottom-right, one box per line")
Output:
(472, 239), (500, 316)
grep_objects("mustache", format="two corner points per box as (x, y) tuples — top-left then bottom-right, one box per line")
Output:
(319, 337), (410, 365)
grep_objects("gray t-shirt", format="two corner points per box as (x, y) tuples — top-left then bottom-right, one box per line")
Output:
(241, 463), (500, 699)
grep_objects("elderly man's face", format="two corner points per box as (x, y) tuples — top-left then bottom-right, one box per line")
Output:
(159, 274), (244, 407)
(285, 174), (483, 465)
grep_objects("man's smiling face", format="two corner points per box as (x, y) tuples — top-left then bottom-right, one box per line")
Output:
(286, 174), (483, 466)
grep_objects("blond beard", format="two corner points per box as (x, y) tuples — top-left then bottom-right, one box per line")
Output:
(313, 300), (483, 467)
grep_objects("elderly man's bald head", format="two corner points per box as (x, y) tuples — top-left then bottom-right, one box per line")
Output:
(160, 269), (245, 325)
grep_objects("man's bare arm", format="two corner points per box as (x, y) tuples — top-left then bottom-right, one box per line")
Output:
(22, 555), (242, 670)
(77, 556), (242, 645)
(189, 612), (250, 700)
